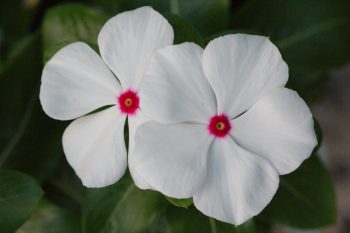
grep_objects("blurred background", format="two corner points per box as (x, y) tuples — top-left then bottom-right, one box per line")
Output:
(0, 0), (349, 233)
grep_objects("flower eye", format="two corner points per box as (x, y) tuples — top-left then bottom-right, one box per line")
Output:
(208, 114), (232, 138)
(118, 89), (140, 115)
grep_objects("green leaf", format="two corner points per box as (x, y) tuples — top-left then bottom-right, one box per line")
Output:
(42, 3), (108, 62)
(172, 0), (230, 36)
(83, 175), (166, 233)
(253, 219), (272, 233)
(0, 34), (64, 182)
(97, 0), (169, 15)
(165, 196), (193, 208)
(1, 98), (65, 183)
(233, 219), (256, 233)
(232, 0), (350, 95)
(0, 170), (43, 233)
(83, 174), (254, 233)
(42, 3), (205, 60)
(88, 0), (230, 36)
(164, 13), (204, 46)
(158, 205), (255, 233)
(0, 35), (41, 139)
(16, 199), (80, 233)
(260, 155), (336, 228)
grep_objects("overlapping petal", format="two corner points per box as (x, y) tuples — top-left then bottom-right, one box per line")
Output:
(62, 106), (127, 188)
(202, 34), (288, 118)
(128, 112), (151, 189)
(40, 42), (120, 120)
(98, 6), (174, 89)
(231, 88), (317, 175)
(133, 121), (213, 198)
(141, 42), (217, 124)
(194, 138), (279, 225)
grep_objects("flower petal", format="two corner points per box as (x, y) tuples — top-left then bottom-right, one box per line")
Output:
(62, 106), (127, 188)
(231, 88), (317, 175)
(133, 121), (212, 198)
(140, 42), (217, 124)
(98, 6), (174, 89)
(40, 42), (120, 120)
(202, 34), (288, 118)
(128, 112), (151, 189)
(193, 138), (279, 225)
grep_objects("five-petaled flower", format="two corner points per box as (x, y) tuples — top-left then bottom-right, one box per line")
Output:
(40, 6), (174, 188)
(132, 34), (318, 225)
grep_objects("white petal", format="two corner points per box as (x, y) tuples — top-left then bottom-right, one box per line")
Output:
(98, 6), (174, 89)
(40, 42), (120, 120)
(194, 138), (279, 225)
(202, 34), (288, 118)
(128, 111), (151, 189)
(133, 121), (212, 198)
(62, 106), (127, 188)
(231, 88), (317, 175)
(140, 42), (217, 124)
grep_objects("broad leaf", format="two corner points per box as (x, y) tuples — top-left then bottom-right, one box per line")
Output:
(164, 13), (204, 47)
(0, 170), (43, 233)
(172, 0), (230, 36)
(151, 205), (255, 233)
(16, 200), (81, 233)
(83, 175), (166, 233)
(260, 155), (336, 228)
(42, 4), (205, 61)
(88, 0), (230, 36)
(232, 0), (350, 95)
(83, 175), (255, 233)
(42, 3), (108, 62)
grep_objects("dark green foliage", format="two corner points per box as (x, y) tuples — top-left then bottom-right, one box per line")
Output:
(42, 3), (109, 62)
(83, 175), (166, 233)
(0, 170), (43, 233)
(0, 0), (342, 232)
(88, 0), (230, 36)
(17, 199), (81, 233)
(261, 155), (336, 228)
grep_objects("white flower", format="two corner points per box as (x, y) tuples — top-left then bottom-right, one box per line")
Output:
(132, 34), (317, 225)
(39, 6), (174, 188)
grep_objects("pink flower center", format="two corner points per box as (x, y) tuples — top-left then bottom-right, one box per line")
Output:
(118, 89), (140, 115)
(208, 114), (232, 138)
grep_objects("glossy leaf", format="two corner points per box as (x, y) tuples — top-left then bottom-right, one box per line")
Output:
(16, 200), (81, 233)
(42, 3), (108, 62)
(261, 155), (336, 228)
(232, 0), (350, 94)
(0, 170), (43, 233)
(83, 175), (166, 233)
